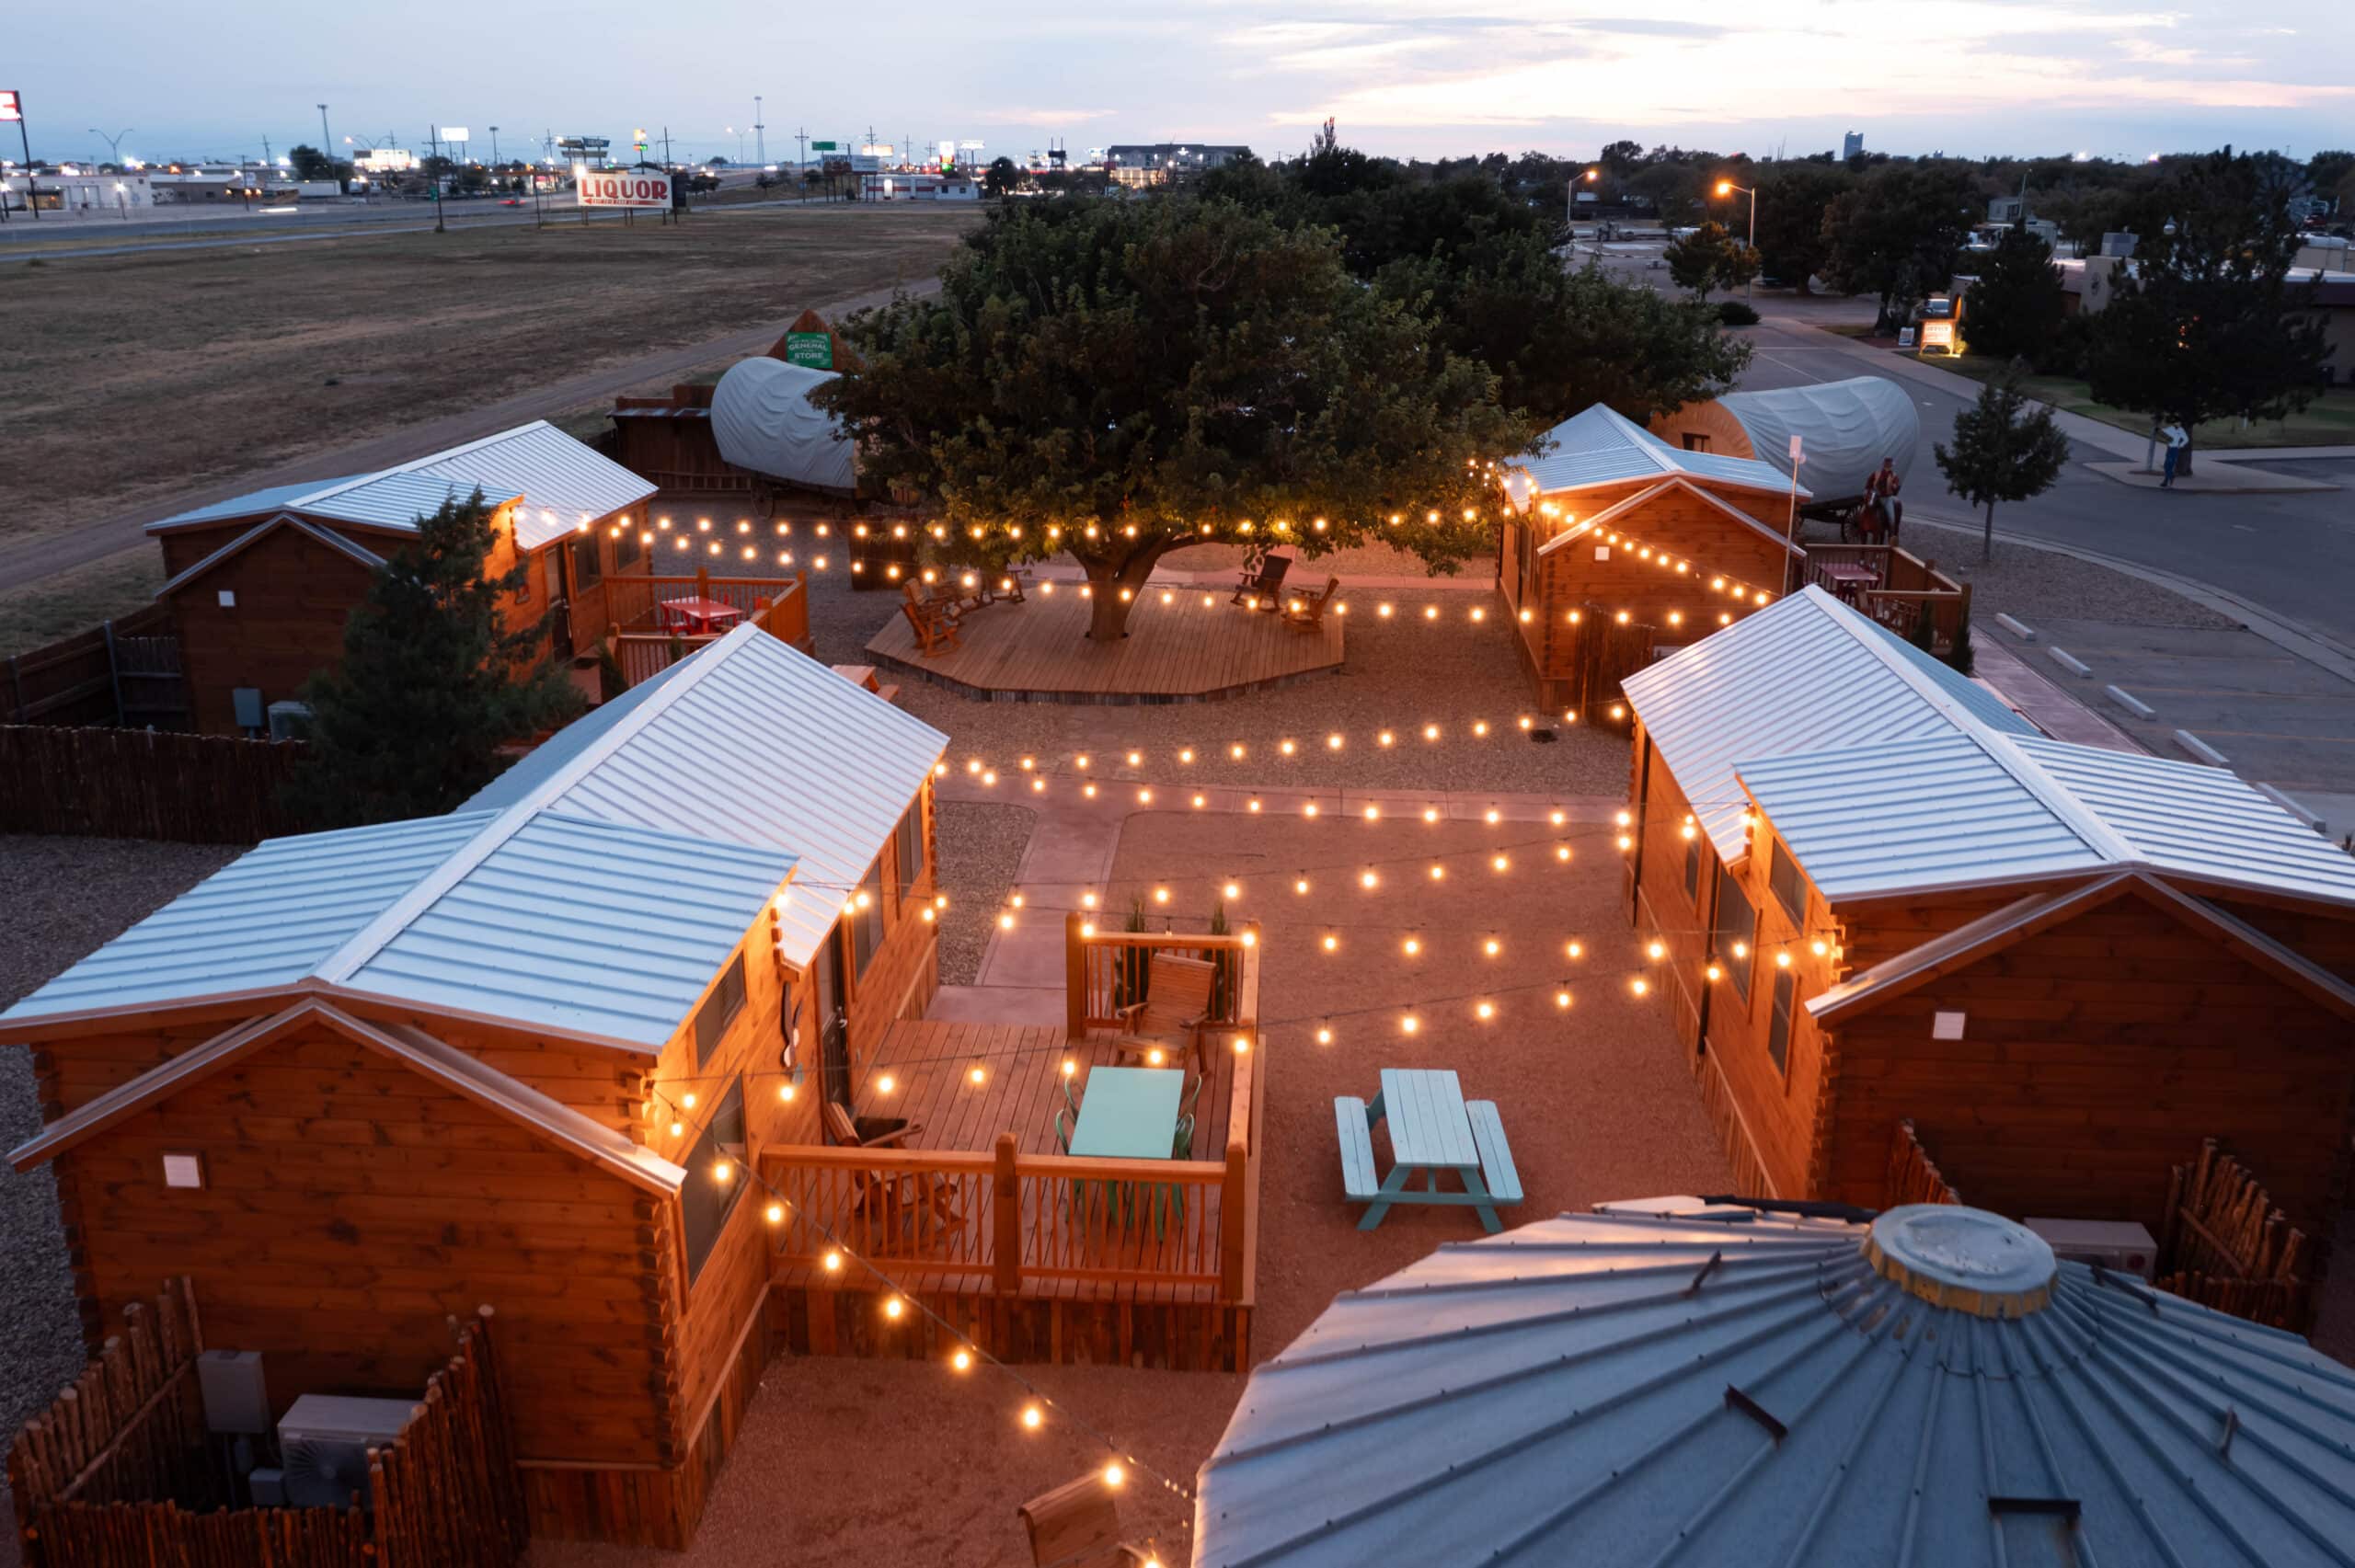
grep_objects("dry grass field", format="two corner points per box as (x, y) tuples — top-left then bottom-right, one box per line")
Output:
(0, 205), (977, 647)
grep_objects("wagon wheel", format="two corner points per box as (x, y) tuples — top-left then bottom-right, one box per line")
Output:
(752, 483), (777, 520)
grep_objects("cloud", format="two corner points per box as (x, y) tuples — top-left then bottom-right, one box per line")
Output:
(970, 107), (1118, 124)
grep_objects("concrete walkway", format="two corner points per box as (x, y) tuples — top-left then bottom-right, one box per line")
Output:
(928, 777), (1617, 1026)
(2085, 460), (2338, 494)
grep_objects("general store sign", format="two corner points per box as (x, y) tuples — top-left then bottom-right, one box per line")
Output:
(576, 168), (672, 209)
(784, 331), (833, 370)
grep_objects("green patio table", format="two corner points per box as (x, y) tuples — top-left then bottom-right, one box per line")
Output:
(1069, 1066), (1186, 1232)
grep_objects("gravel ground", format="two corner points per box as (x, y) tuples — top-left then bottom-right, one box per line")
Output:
(932, 802), (1036, 985)
(1812, 515), (2238, 631)
(0, 836), (243, 1566)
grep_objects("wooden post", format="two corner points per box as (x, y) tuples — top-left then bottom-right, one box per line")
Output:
(695, 564), (712, 601)
(1063, 913), (1087, 1041)
(992, 1134), (1021, 1293)
(1220, 1139), (1248, 1301)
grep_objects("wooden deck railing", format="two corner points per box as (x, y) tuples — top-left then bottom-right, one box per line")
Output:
(1801, 544), (1972, 655)
(607, 570), (810, 686)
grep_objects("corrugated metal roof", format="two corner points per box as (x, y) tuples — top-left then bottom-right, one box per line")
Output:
(149, 475), (371, 532)
(1, 813), (495, 1022)
(293, 421), (654, 550)
(348, 813), (793, 1047)
(1622, 587), (2036, 862)
(472, 624), (948, 968)
(1194, 1206), (2355, 1568)
(2013, 737), (2355, 907)
(1738, 734), (2105, 900)
(1516, 405), (1807, 498)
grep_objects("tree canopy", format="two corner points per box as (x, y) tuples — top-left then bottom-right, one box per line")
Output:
(1821, 162), (1981, 331)
(2082, 147), (2332, 468)
(818, 198), (1531, 639)
(285, 492), (581, 826)
(1934, 361), (2072, 561)
(1960, 225), (2067, 366)
(1663, 220), (1760, 304)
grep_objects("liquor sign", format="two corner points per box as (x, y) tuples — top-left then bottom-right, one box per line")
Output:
(576, 168), (672, 209)
(0, 90), (21, 123)
(783, 331), (833, 370)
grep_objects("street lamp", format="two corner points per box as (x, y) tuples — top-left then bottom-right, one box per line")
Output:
(89, 127), (133, 167)
(1715, 178), (1758, 300)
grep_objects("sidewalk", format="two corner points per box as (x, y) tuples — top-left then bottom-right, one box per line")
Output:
(2085, 460), (2338, 494)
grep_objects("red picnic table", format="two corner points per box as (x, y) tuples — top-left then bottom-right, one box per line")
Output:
(654, 596), (747, 636)
(1816, 562), (1880, 606)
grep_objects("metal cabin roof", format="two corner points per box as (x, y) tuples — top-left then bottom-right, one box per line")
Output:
(2012, 736), (2355, 907)
(1193, 1206), (2355, 1568)
(464, 624), (949, 969)
(345, 813), (795, 1047)
(1516, 404), (1807, 498)
(1, 812), (496, 1022)
(1620, 587), (2035, 863)
(1736, 734), (2106, 900)
(292, 421), (655, 550)
(149, 475), (371, 530)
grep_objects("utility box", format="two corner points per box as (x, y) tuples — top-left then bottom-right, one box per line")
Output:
(2025, 1218), (2156, 1279)
(197, 1348), (271, 1435)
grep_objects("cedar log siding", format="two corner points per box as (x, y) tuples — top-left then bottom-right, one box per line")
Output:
(44, 1021), (670, 1464)
(1507, 480), (1797, 708)
(1817, 889), (2355, 1230)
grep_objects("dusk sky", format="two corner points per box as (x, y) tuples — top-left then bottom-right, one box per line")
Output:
(17, 0), (2353, 167)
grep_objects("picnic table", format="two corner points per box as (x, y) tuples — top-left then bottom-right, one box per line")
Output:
(655, 596), (747, 636)
(1816, 561), (1880, 607)
(1334, 1068), (1522, 1233)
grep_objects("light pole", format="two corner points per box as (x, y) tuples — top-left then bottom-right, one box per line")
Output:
(754, 97), (764, 165)
(317, 104), (331, 157)
(1715, 178), (1758, 300)
(89, 126), (133, 167)
(490, 126), (500, 166)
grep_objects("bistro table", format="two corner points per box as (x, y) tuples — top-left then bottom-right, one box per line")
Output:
(1069, 1066), (1183, 1159)
(1816, 562), (1880, 607)
(655, 596), (748, 636)
(1338, 1068), (1511, 1233)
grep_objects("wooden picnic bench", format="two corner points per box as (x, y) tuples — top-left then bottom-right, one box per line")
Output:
(1333, 1069), (1521, 1232)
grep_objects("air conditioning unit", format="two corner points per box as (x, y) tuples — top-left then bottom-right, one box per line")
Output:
(276, 1395), (417, 1508)
(2024, 1217), (2156, 1280)
(266, 700), (312, 741)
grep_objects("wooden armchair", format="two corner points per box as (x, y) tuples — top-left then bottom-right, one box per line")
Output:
(822, 1101), (960, 1232)
(1110, 954), (1219, 1077)
(1231, 554), (1291, 610)
(1018, 1474), (1156, 1568)
(899, 582), (963, 658)
(1281, 576), (1342, 629)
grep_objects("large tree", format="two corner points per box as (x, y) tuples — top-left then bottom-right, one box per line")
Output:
(2082, 148), (2332, 476)
(1748, 163), (1854, 292)
(1961, 225), (2067, 365)
(1821, 162), (1982, 331)
(820, 198), (1530, 640)
(1663, 220), (1758, 304)
(1934, 361), (2072, 561)
(285, 491), (582, 826)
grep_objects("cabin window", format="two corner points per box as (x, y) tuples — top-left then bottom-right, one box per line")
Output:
(570, 531), (603, 589)
(680, 1078), (748, 1286)
(1683, 835), (1701, 900)
(1767, 970), (1796, 1075)
(895, 800), (926, 898)
(852, 860), (885, 978)
(614, 526), (643, 569)
(694, 952), (747, 1067)
(1713, 867), (1755, 1001)
(1682, 433), (1712, 452)
(1768, 841), (1805, 923)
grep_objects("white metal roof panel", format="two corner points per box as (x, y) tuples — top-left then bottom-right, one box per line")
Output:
(1622, 587), (2036, 862)
(479, 625), (948, 969)
(1518, 404), (1805, 498)
(1737, 734), (2105, 900)
(293, 422), (655, 549)
(1194, 1207), (2355, 1568)
(1, 813), (493, 1022)
(347, 813), (796, 1047)
(2013, 737), (2355, 907)
(148, 475), (370, 532)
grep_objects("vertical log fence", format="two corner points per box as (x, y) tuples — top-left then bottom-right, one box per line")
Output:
(2156, 1139), (2313, 1333)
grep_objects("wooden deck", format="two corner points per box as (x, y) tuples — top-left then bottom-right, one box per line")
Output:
(864, 584), (1344, 703)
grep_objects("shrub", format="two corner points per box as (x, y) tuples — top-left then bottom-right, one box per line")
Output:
(1716, 300), (1761, 326)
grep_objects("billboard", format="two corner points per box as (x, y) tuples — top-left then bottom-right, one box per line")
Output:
(576, 167), (672, 209)
(0, 90), (19, 123)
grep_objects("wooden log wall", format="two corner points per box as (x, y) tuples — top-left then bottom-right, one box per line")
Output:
(10, 1294), (528, 1568)
(0, 726), (308, 843)
(1883, 1119), (1964, 1209)
(2155, 1139), (2313, 1333)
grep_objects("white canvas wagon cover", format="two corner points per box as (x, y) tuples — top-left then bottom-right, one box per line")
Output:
(710, 357), (857, 495)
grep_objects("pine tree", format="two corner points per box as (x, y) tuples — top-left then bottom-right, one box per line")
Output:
(1961, 225), (2066, 365)
(284, 489), (584, 827)
(1934, 361), (2073, 562)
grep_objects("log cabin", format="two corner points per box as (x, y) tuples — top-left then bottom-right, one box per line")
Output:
(1618, 585), (2355, 1252)
(3, 623), (949, 1548)
(146, 422), (658, 735)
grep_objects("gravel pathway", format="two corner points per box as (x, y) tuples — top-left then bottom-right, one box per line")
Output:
(931, 802), (1035, 985)
(0, 836), (242, 1564)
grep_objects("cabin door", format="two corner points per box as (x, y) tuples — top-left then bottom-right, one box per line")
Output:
(814, 924), (850, 1107)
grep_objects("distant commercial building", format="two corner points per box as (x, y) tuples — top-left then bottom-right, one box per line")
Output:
(1, 171), (154, 212)
(1104, 143), (1250, 188)
(352, 148), (419, 174)
(859, 171), (977, 202)
(2052, 256), (2355, 384)
(1842, 131), (1864, 160)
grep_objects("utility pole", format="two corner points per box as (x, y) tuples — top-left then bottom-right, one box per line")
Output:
(490, 125), (500, 166)
(796, 127), (808, 171)
(260, 133), (271, 169)
(428, 125), (444, 232)
(317, 103), (331, 158)
(754, 97), (764, 165)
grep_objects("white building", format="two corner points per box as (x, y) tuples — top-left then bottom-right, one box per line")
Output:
(2, 171), (155, 212)
(352, 148), (419, 174)
(859, 171), (977, 202)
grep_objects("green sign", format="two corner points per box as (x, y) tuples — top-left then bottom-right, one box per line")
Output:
(810, 140), (839, 151)
(784, 331), (833, 370)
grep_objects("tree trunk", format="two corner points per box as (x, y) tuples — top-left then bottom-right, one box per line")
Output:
(1078, 548), (1170, 642)
(1982, 499), (1996, 563)
(2177, 432), (2196, 479)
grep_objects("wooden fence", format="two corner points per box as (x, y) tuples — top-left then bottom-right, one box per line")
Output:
(0, 726), (309, 843)
(608, 571), (811, 687)
(1883, 1119), (1964, 1209)
(4, 605), (189, 729)
(9, 1286), (527, 1568)
(2156, 1139), (2313, 1333)
(1800, 544), (1972, 657)
(1553, 611), (1665, 723)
